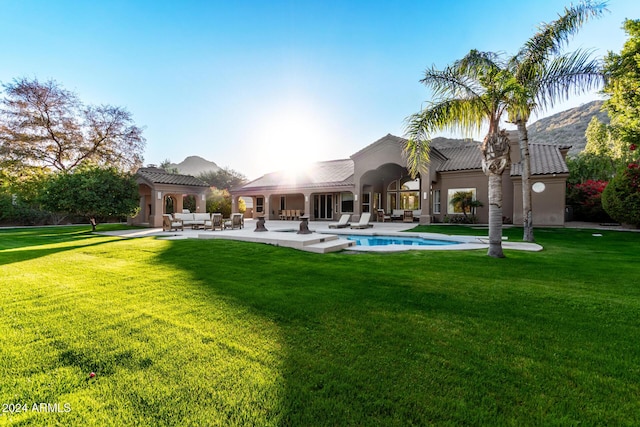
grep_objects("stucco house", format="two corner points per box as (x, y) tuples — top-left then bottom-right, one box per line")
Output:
(230, 132), (569, 226)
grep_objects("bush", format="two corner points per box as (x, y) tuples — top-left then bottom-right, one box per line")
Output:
(566, 179), (613, 222)
(602, 162), (640, 227)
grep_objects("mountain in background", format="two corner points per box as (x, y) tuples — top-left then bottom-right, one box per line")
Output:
(431, 100), (609, 157)
(527, 100), (609, 156)
(168, 156), (220, 176)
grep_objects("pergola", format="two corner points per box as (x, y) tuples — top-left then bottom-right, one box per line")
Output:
(129, 167), (210, 228)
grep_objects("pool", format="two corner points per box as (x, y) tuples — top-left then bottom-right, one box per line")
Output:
(346, 235), (461, 247)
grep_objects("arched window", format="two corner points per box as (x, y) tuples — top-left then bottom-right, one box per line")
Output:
(387, 177), (420, 211)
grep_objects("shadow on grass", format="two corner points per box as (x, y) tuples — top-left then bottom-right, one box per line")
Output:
(0, 225), (131, 266)
(154, 234), (640, 425)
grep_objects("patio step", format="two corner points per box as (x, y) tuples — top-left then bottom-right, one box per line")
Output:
(302, 238), (356, 254)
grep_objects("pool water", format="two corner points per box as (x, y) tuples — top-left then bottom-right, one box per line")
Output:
(347, 235), (460, 246)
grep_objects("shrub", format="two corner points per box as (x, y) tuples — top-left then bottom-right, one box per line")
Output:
(566, 179), (612, 222)
(602, 162), (640, 227)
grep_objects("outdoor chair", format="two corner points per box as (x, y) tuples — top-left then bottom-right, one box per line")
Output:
(224, 213), (244, 230)
(162, 214), (183, 231)
(403, 210), (414, 222)
(377, 209), (391, 222)
(210, 213), (223, 231)
(350, 212), (373, 229)
(328, 214), (351, 229)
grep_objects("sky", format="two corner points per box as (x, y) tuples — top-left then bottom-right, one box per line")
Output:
(2, 0), (639, 180)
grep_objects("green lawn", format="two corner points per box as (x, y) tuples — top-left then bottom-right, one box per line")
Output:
(1, 224), (639, 426)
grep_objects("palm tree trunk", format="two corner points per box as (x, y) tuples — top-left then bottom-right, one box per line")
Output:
(481, 130), (510, 258)
(487, 173), (505, 258)
(517, 121), (534, 242)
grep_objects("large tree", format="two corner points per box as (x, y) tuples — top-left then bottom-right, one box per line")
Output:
(0, 77), (146, 173)
(602, 19), (640, 153)
(40, 163), (140, 231)
(197, 167), (247, 190)
(507, 0), (607, 242)
(405, 50), (516, 258)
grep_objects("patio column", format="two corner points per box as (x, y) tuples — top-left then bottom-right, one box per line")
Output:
(195, 192), (207, 213)
(150, 190), (164, 227)
(303, 192), (311, 220)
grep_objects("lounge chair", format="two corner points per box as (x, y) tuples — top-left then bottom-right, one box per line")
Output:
(162, 214), (183, 231)
(350, 212), (373, 229)
(328, 214), (351, 229)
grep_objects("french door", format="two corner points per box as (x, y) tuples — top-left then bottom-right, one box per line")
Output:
(313, 194), (333, 220)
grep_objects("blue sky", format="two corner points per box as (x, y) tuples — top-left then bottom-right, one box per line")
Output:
(2, 0), (639, 179)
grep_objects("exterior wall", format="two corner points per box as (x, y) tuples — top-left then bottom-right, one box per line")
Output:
(512, 175), (567, 226)
(434, 170), (490, 223)
(352, 137), (430, 223)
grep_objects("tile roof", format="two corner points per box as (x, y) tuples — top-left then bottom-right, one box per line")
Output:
(434, 142), (483, 172)
(239, 159), (354, 191)
(136, 167), (210, 187)
(511, 144), (569, 176)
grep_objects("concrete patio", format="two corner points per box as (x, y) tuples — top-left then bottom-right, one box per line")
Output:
(97, 218), (544, 254)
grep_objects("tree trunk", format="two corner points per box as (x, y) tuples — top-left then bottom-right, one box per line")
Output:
(487, 173), (505, 258)
(90, 217), (97, 232)
(481, 130), (510, 258)
(517, 121), (534, 242)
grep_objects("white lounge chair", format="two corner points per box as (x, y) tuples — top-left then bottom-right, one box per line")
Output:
(350, 212), (373, 229)
(328, 214), (351, 229)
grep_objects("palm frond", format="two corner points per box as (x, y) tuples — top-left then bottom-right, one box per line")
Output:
(516, 1), (608, 79)
(533, 49), (604, 111)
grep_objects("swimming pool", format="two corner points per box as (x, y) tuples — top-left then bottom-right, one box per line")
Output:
(346, 235), (461, 247)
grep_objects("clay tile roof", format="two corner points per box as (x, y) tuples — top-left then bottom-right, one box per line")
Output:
(238, 159), (354, 191)
(136, 167), (209, 187)
(511, 144), (569, 176)
(434, 143), (483, 172)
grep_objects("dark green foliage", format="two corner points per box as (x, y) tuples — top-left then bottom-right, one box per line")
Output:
(602, 19), (640, 149)
(197, 167), (247, 190)
(40, 164), (140, 230)
(602, 162), (640, 227)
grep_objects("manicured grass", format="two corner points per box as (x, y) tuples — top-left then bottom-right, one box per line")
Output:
(1, 224), (639, 425)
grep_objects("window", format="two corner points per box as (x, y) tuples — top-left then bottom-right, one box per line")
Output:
(280, 196), (286, 211)
(256, 197), (264, 213)
(447, 188), (477, 214)
(341, 192), (354, 213)
(433, 190), (441, 214)
(361, 192), (371, 213)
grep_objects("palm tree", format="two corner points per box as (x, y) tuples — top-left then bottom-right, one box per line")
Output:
(508, 0), (608, 242)
(450, 190), (484, 223)
(405, 50), (517, 258)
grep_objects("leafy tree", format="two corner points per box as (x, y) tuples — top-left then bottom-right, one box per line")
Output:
(602, 19), (640, 150)
(566, 152), (616, 184)
(0, 77), (145, 173)
(405, 50), (515, 257)
(507, 0), (606, 241)
(206, 188), (245, 217)
(450, 190), (484, 223)
(197, 167), (247, 190)
(40, 163), (140, 231)
(160, 159), (179, 174)
(602, 161), (640, 227)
